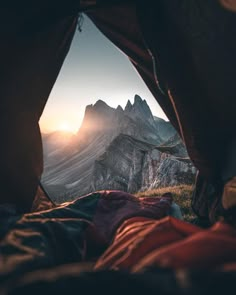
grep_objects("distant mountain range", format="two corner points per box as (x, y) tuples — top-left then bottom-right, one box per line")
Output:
(41, 95), (196, 202)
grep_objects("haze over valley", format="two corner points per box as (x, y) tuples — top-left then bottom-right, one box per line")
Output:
(42, 95), (196, 202)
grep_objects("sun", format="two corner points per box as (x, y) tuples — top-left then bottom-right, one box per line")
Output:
(58, 121), (76, 133)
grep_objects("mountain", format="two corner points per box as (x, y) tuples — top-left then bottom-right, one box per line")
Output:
(154, 116), (176, 142)
(42, 131), (74, 167)
(77, 95), (163, 144)
(42, 95), (196, 202)
(42, 96), (162, 166)
(91, 134), (195, 194)
(158, 133), (188, 158)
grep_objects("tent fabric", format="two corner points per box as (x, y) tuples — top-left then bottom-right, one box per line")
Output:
(86, 1), (236, 220)
(137, 0), (236, 180)
(0, 1), (236, 216)
(87, 1), (236, 216)
(191, 172), (225, 223)
(0, 9), (78, 211)
(87, 2), (180, 133)
(0, 190), (172, 282)
(1, 2), (236, 292)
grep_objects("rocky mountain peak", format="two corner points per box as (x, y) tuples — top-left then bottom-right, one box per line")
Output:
(42, 96), (190, 201)
(77, 100), (116, 138)
(125, 100), (132, 112)
(84, 104), (93, 112)
(116, 105), (123, 112)
(83, 99), (115, 123)
(134, 94), (143, 104)
(93, 99), (111, 111)
(131, 95), (153, 119)
(80, 96), (167, 145)
(133, 95), (145, 112)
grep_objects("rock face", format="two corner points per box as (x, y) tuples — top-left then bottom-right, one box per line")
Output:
(91, 134), (196, 194)
(154, 116), (176, 142)
(42, 96), (196, 201)
(158, 133), (188, 158)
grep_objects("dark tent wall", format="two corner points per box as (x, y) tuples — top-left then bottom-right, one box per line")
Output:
(88, 0), (236, 220)
(135, 0), (236, 219)
(0, 1), (125, 211)
(0, 5), (78, 211)
(87, 3), (180, 132)
(89, 1), (236, 179)
(0, 1), (236, 219)
(88, 2), (200, 169)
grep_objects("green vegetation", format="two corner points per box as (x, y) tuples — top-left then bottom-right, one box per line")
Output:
(135, 185), (196, 223)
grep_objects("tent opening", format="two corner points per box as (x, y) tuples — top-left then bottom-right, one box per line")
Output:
(39, 14), (194, 206)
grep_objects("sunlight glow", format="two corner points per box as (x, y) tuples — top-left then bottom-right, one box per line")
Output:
(39, 16), (168, 134)
(58, 121), (77, 134)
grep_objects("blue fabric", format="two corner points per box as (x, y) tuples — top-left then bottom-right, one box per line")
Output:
(0, 192), (101, 283)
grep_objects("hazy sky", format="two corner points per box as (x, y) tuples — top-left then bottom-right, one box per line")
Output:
(39, 15), (168, 134)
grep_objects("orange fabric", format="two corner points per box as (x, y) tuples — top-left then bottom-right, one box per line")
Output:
(95, 217), (236, 271)
(94, 216), (200, 270)
(221, 263), (236, 271)
(133, 221), (236, 271)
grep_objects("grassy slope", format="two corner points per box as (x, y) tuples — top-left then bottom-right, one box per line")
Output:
(135, 185), (196, 223)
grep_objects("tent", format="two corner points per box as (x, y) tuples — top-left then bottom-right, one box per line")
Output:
(0, 0), (236, 292)
(1, 0), (235, 218)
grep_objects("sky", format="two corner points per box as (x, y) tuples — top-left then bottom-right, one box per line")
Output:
(39, 15), (168, 134)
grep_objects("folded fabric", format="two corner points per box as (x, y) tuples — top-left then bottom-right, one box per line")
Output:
(95, 216), (199, 270)
(0, 190), (173, 282)
(91, 190), (173, 244)
(95, 216), (236, 271)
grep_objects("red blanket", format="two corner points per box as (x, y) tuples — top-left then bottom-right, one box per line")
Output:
(95, 216), (236, 271)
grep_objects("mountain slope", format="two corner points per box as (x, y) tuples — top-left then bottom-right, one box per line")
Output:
(91, 134), (195, 194)
(154, 116), (176, 142)
(41, 96), (194, 201)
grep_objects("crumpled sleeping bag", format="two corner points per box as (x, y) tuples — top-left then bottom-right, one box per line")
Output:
(0, 190), (173, 282)
(1, 190), (236, 294)
(95, 216), (236, 271)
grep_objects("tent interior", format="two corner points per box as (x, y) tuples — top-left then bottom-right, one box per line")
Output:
(0, 1), (236, 293)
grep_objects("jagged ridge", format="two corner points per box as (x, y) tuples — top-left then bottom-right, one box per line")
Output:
(41, 96), (194, 201)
